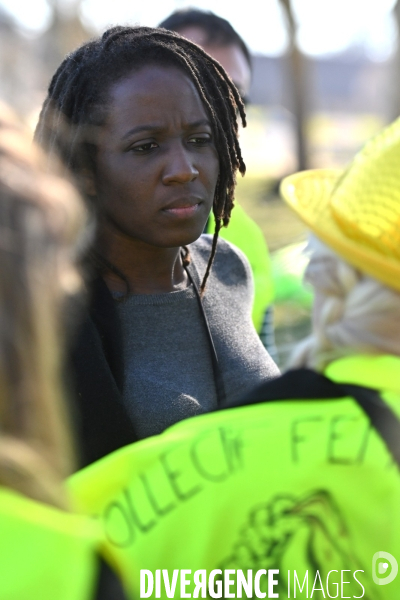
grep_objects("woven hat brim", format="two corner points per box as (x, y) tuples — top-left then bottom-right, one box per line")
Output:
(280, 169), (400, 293)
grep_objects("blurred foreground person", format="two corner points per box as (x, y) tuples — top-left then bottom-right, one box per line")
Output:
(69, 118), (400, 599)
(0, 106), (126, 600)
(159, 9), (276, 353)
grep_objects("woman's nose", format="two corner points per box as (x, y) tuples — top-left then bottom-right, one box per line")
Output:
(162, 145), (199, 185)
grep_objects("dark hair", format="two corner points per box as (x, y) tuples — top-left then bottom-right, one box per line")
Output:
(159, 9), (252, 71)
(35, 25), (246, 293)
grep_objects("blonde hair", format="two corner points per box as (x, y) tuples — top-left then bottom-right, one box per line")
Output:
(0, 106), (87, 508)
(290, 236), (400, 371)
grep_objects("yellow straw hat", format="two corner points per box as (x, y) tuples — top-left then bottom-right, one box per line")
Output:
(280, 118), (400, 292)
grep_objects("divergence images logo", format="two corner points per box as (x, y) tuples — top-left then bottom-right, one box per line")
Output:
(372, 552), (398, 585)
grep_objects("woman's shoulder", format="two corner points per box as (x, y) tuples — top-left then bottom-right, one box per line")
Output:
(189, 234), (252, 288)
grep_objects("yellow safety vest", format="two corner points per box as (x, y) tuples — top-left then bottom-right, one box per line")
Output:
(207, 205), (274, 332)
(69, 355), (400, 599)
(0, 486), (102, 600)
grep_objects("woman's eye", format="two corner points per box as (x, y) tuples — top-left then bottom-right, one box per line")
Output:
(131, 142), (158, 153)
(188, 136), (211, 145)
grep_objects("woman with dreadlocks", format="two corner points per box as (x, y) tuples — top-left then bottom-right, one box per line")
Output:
(35, 26), (279, 466)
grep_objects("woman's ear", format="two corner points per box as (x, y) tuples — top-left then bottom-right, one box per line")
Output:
(79, 168), (96, 197)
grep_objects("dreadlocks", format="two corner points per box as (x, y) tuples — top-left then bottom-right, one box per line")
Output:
(35, 25), (246, 293)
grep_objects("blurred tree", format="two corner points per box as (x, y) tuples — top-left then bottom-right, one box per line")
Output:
(0, 9), (23, 107)
(391, 0), (400, 121)
(40, 0), (91, 75)
(0, 8), (44, 116)
(0, 0), (91, 118)
(279, 0), (309, 170)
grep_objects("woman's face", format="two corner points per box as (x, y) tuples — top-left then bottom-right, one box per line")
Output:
(92, 64), (219, 248)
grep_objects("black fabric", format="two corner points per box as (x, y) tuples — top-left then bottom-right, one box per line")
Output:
(339, 383), (400, 468)
(222, 367), (400, 468)
(93, 557), (129, 600)
(69, 276), (137, 467)
(222, 368), (346, 406)
(89, 276), (125, 391)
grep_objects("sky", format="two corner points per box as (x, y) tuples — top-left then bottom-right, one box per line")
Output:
(0, 0), (398, 60)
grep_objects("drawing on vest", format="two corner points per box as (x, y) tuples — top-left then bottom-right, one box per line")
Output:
(219, 490), (372, 599)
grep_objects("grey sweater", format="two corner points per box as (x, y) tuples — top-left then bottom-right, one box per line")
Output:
(114, 235), (279, 438)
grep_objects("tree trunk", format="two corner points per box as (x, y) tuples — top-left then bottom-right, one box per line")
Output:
(279, 0), (309, 171)
(391, 0), (400, 121)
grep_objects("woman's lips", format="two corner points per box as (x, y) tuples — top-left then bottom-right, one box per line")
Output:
(162, 202), (201, 217)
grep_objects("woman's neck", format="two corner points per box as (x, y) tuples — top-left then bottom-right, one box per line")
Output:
(95, 225), (188, 295)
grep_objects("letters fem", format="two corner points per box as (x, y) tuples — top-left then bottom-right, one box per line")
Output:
(140, 569), (279, 598)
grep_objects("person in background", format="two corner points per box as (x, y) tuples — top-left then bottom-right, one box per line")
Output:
(35, 26), (279, 467)
(159, 9), (277, 357)
(0, 105), (127, 600)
